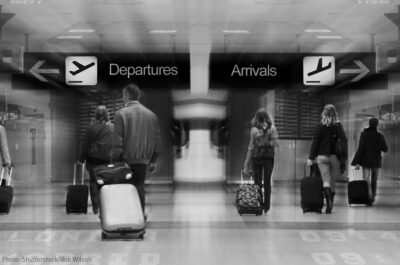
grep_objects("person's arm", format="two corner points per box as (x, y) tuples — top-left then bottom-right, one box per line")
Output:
(149, 116), (161, 165)
(244, 128), (256, 172)
(0, 126), (11, 166)
(351, 132), (365, 166)
(79, 126), (91, 163)
(271, 125), (279, 148)
(114, 111), (124, 146)
(380, 133), (388, 153)
(308, 125), (321, 161)
(338, 123), (348, 159)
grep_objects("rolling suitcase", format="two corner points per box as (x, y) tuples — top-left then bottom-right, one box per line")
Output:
(348, 170), (371, 206)
(0, 167), (14, 214)
(235, 171), (263, 216)
(99, 184), (145, 240)
(66, 162), (88, 214)
(301, 163), (324, 213)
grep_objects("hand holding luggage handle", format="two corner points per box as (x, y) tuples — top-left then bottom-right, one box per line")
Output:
(73, 162), (86, 185)
(0, 166), (13, 186)
(241, 170), (254, 185)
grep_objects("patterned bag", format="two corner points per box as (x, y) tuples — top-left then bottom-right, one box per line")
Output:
(235, 171), (263, 216)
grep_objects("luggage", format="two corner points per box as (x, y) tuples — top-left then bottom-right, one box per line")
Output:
(348, 170), (371, 206)
(93, 162), (132, 185)
(301, 163), (324, 213)
(99, 184), (145, 240)
(235, 171), (263, 216)
(66, 162), (89, 214)
(0, 167), (14, 214)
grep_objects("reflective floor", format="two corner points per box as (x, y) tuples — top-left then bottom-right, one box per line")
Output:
(1, 181), (400, 265)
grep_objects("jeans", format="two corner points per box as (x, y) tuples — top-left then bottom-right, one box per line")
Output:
(362, 167), (379, 198)
(252, 157), (274, 210)
(128, 164), (147, 212)
(316, 155), (340, 193)
(86, 163), (100, 213)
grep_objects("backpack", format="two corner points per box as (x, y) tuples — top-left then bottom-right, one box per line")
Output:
(252, 128), (274, 158)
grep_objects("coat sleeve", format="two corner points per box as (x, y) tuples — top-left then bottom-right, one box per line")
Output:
(309, 125), (321, 160)
(380, 133), (388, 153)
(150, 116), (162, 164)
(0, 126), (11, 165)
(79, 126), (91, 163)
(351, 132), (365, 166)
(338, 123), (348, 159)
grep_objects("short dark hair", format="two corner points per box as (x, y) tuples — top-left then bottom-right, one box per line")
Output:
(123, 84), (141, 101)
(369, 117), (379, 129)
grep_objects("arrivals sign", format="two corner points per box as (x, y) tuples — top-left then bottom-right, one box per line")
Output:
(12, 53), (190, 90)
(210, 53), (387, 90)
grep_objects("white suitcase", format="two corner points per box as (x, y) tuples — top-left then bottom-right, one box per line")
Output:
(99, 184), (145, 240)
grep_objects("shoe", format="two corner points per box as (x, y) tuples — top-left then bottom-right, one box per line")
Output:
(93, 208), (99, 215)
(324, 188), (333, 214)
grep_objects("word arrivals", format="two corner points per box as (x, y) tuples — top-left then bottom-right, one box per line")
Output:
(231, 64), (277, 77)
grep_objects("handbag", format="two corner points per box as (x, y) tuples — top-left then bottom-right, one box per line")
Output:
(93, 162), (132, 185)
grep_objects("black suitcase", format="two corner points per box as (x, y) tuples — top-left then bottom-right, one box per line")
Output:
(0, 167), (14, 214)
(66, 162), (88, 214)
(301, 164), (324, 213)
(348, 180), (371, 206)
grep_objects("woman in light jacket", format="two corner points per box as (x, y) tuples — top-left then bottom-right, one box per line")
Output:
(307, 104), (347, 214)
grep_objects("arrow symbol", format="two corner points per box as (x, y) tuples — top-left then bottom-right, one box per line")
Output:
(29, 60), (60, 82)
(339, 60), (369, 82)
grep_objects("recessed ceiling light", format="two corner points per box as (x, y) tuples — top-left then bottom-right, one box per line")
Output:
(56, 35), (83, 39)
(353, 0), (391, 4)
(150, 30), (177, 34)
(222, 30), (250, 34)
(316, 35), (343, 39)
(304, 29), (332, 33)
(68, 29), (96, 33)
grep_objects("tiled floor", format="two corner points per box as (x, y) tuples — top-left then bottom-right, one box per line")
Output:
(0, 181), (400, 265)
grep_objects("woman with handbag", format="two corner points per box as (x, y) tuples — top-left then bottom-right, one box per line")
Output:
(307, 104), (347, 214)
(243, 108), (279, 214)
(79, 105), (121, 214)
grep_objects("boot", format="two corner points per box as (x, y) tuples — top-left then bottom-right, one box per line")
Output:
(324, 188), (333, 214)
(331, 192), (335, 212)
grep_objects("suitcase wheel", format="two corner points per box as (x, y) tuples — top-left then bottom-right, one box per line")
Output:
(138, 233), (144, 240)
(101, 232), (107, 240)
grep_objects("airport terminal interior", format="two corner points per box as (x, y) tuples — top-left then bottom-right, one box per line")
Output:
(1, 0), (400, 264)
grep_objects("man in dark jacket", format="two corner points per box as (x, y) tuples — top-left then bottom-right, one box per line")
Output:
(114, 84), (161, 216)
(351, 117), (388, 203)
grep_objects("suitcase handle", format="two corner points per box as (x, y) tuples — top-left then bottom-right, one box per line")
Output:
(304, 162), (319, 178)
(0, 166), (13, 186)
(241, 170), (253, 185)
(73, 162), (86, 185)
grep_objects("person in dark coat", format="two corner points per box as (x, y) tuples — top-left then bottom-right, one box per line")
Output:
(351, 117), (388, 204)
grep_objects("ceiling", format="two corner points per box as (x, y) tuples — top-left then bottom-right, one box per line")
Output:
(0, 0), (399, 53)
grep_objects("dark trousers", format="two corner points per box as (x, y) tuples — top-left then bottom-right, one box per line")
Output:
(252, 157), (274, 210)
(86, 163), (100, 213)
(362, 167), (379, 198)
(128, 164), (147, 212)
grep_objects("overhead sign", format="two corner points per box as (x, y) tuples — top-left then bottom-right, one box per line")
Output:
(12, 53), (190, 90)
(210, 53), (387, 90)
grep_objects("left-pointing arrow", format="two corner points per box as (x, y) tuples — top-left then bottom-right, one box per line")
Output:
(339, 60), (369, 82)
(29, 60), (60, 82)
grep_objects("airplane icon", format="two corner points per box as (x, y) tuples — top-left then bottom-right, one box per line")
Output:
(303, 56), (335, 86)
(307, 58), (332, 76)
(69, 61), (96, 76)
(65, 56), (97, 86)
